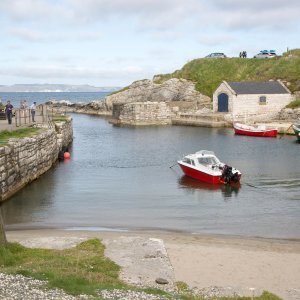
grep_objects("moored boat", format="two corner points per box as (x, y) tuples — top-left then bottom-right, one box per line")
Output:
(292, 124), (300, 141)
(233, 122), (277, 137)
(177, 150), (241, 185)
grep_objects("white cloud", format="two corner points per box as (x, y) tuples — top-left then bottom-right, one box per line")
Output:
(8, 27), (102, 42)
(0, 64), (145, 80)
(0, 0), (68, 21)
(1, 0), (202, 30)
(207, 0), (300, 30)
(199, 35), (235, 46)
(9, 27), (52, 42)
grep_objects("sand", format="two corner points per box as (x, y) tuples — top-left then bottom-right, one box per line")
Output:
(6, 229), (300, 299)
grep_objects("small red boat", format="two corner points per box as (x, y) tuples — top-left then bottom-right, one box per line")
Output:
(177, 150), (241, 185)
(233, 122), (277, 137)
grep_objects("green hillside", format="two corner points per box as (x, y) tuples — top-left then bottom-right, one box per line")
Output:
(154, 49), (300, 97)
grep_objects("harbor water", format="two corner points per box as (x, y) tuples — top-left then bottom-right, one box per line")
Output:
(1, 93), (300, 239)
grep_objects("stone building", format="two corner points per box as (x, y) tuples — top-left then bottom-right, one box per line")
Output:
(213, 80), (293, 119)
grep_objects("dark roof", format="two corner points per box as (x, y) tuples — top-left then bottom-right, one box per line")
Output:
(226, 81), (289, 94)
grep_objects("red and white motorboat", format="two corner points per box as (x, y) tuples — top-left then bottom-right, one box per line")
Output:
(233, 122), (277, 137)
(177, 150), (241, 185)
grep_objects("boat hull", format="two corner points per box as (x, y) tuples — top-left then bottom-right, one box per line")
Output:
(178, 163), (223, 184)
(234, 125), (277, 137)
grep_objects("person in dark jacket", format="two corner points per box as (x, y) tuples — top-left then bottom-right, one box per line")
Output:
(5, 101), (13, 124)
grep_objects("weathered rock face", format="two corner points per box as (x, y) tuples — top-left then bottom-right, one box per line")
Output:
(276, 108), (300, 121)
(0, 120), (73, 201)
(106, 78), (210, 111)
(47, 100), (111, 116)
(46, 78), (211, 119)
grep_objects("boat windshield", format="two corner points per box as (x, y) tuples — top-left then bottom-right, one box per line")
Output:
(198, 156), (218, 166)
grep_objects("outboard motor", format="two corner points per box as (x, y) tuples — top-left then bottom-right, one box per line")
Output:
(221, 165), (234, 184)
(231, 172), (240, 183)
(221, 165), (240, 183)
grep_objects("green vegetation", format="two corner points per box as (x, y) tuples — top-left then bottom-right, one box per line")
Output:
(176, 281), (189, 291)
(0, 128), (41, 144)
(154, 49), (300, 97)
(286, 98), (300, 108)
(0, 239), (282, 299)
(179, 291), (281, 300)
(52, 115), (70, 122)
(0, 239), (124, 296)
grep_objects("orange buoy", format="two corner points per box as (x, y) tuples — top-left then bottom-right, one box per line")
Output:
(64, 152), (71, 159)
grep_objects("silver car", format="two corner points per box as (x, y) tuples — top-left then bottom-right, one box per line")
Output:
(205, 53), (227, 58)
(254, 50), (276, 59)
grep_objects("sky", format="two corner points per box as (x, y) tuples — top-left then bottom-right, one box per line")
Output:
(0, 0), (299, 87)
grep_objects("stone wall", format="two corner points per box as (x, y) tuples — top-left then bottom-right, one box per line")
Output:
(112, 102), (172, 126)
(55, 120), (73, 149)
(0, 120), (73, 202)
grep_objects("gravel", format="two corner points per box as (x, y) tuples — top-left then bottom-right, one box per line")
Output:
(0, 273), (90, 300)
(0, 273), (172, 300)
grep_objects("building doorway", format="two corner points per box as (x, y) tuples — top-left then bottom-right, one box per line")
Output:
(218, 93), (229, 112)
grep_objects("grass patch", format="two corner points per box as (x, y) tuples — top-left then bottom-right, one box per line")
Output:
(154, 49), (300, 97)
(52, 115), (70, 122)
(0, 239), (125, 296)
(0, 128), (41, 144)
(286, 98), (300, 108)
(0, 240), (283, 299)
(178, 291), (281, 300)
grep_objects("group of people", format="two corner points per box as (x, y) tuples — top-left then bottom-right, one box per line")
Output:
(1, 100), (37, 125)
(239, 51), (247, 58)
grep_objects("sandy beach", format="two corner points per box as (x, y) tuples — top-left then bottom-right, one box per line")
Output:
(5, 229), (300, 300)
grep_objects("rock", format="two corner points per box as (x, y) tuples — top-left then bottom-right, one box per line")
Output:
(155, 278), (169, 285)
(105, 78), (210, 112)
(46, 78), (211, 118)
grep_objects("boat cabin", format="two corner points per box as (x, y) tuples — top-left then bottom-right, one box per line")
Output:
(181, 151), (221, 168)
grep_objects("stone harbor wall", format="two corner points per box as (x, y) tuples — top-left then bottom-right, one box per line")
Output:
(55, 120), (73, 149)
(0, 120), (73, 202)
(111, 102), (172, 126)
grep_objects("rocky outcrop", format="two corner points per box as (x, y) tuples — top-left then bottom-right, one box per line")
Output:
(0, 119), (73, 201)
(276, 108), (300, 121)
(105, 78), (210, 111)
(47, 100), (111, 116)
(46, 78), (211, 119)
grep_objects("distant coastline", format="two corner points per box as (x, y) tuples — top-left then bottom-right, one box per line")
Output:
(0, 84), (122, 93)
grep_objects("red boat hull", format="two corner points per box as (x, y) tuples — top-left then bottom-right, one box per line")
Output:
(234, 127), (277, 137)
(178, 163), (223, 184)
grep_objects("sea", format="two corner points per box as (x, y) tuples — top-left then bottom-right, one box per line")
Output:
(1, 92), (300, 239)
(0, 92), (110, 108)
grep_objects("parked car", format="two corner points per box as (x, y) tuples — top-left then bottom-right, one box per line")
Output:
(205, 53), (227, 58)
(254, 50), (277, 59)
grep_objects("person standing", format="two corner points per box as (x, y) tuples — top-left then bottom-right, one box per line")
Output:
(30, 101), (37, 122)
(5, 100), (13, 124)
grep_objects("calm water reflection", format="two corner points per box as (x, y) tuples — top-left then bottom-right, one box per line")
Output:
(3, 114), (300, 238)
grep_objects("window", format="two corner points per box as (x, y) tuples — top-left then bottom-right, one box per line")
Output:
(259, 96), (267, 105)
(183, 158), (192, 164)
(198, 157), (218, 165)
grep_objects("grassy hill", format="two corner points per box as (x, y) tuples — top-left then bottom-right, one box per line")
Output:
(154, 49), (300, 97)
